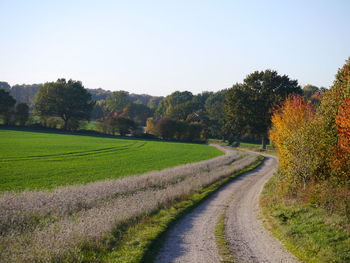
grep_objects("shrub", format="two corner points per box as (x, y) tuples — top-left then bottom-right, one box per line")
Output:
(96, 114), (137, 136)
(156, 117), (177, 140)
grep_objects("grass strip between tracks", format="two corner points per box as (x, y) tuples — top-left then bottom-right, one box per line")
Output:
(77, 155), (264, 263)
(215, 211), (235, 263)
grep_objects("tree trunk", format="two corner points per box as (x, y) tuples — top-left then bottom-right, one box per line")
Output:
(261, 136), (267, 150)
(63, 117), (69, 130)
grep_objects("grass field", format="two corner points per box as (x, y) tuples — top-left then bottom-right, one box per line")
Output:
(0, 128), (223, 191)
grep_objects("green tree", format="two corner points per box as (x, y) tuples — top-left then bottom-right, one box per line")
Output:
(91, 101), (106, 120)
(114, 117), (136, 136)
(155, 91), (193, 118)
(122, 103), (152, 125)
(167, 101), (200, 121)
(15, 103), (30, 126)
(302, 84), (326, 106)
(106, 91), (131, 113)
(205, 89), (227, 138)
(192, 91), (213, 107)
(225, 70), (302, 149)
(0, 89), (16, 124)
(147, 96), (163, 109)
(10, 84), (43, 105)
(0, 82), (11, 92)
(34, 79), (94, 130)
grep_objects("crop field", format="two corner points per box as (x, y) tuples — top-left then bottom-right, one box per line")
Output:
(0, 129), (223, 191)
(0, 146), (258, 262)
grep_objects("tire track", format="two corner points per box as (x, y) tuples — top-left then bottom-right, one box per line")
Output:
(1, 141), (147, 162)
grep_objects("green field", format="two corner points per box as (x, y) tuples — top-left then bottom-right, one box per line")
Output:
(0, 129), (223, 191)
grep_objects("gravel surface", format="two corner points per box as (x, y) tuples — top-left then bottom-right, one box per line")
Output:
(155, 151), (300, 263)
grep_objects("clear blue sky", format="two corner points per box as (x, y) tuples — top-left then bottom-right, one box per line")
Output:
(1, 0), (349, 96)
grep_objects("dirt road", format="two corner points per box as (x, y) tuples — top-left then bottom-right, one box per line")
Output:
(155, 152), (299, 263)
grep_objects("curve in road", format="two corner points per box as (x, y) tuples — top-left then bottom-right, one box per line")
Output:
(155, 152), (299, 263)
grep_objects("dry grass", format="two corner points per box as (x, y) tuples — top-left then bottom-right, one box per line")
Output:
(0, 146), (258, 262)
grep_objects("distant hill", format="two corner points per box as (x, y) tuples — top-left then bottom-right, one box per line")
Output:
(0, 81), (163, 108)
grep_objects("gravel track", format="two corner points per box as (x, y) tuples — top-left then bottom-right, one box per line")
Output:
(155, 151), (299, 263)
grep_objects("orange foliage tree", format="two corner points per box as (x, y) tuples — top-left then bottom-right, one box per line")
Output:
(336, 98), (350, 153)
(270, 95), (315, 172)
(333, 98), (350, 180)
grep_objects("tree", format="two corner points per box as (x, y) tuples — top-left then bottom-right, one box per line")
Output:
(192, 91), (213, 107)
(34, 79), (94, 130)
(146, 117), (156, 134)
(224, 70), (302, 149)
(147, 96), (163, 109)
(156, 117), (177, 140)
(205, 89), (227, 138)
(302, 84), (326, 106)
(167, 101), (200, 121)
(106, 91), (131, 113)
(0, 89), (16, 124)
(96, 114), (137, 136)
(15, 103), (29, 126)
(334, 98), (350, 180)
(10, 84), (43, 105)
(0, 82), (11, 92)
(270, 95), (322, 187)
(155, 91), (193, 118)
(317, 58), (350, 182)
(91, 100), (106, 120)
(114, 117), (136, 136)
(122, 103), (152, 125)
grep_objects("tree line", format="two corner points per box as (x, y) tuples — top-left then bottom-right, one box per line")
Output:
(0, 70), (325, 143)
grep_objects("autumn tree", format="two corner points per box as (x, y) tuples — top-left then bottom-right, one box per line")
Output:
(156, 117), (177, 140)
(269, 95), (328, 187)
(268, 58), (350, 216)
(334, 98), (350, 180)
(146, 117), (156, 134)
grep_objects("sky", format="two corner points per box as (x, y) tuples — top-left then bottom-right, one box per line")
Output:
(0, 0), (349, 96)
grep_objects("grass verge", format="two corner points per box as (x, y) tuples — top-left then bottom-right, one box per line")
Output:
(76, 156), (265, 263)
(260, 173), (350, 263)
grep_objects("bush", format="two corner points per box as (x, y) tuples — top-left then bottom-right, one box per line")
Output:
(155, 117), (177, 140)
(96, 114), (137, 136)
(40, 116), (63, 129)
(155, 117), (206, 142)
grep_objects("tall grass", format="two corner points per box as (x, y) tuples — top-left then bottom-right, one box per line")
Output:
(0, 147), (258, 262)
